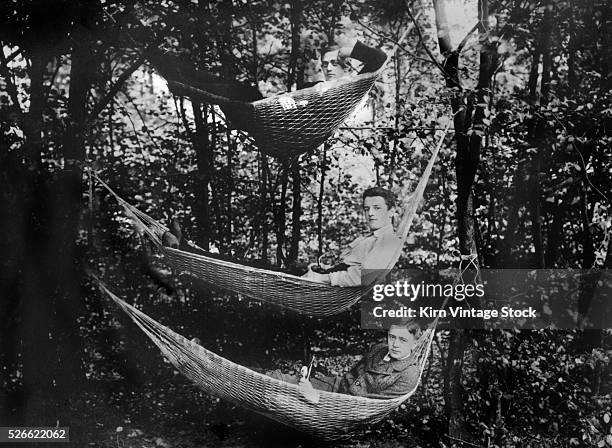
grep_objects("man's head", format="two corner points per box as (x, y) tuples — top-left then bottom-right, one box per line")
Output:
(387, 321), (421, 360)
(321, 45), (351, 80)
(362, 187), (396, 232)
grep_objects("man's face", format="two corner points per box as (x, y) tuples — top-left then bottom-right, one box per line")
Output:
(363, 196), (392, 231)
(321, 50), (346, 80)
(387, 325), (417, 360)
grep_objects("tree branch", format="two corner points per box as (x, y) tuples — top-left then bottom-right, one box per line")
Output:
(456, 21), (482, 54)
(89, 53), (147, 120)
(5, 48), (22, 64)
(405, 6), (459, 87)
(0, 42), (24, 119)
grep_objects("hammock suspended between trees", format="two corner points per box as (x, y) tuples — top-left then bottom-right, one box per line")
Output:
(149, 21), (418, 158)
(163, 71), (380, 158)
(93, 128), (445, 317)
(97, 281), (436, 441)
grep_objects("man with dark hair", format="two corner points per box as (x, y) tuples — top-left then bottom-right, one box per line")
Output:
(268, 320), (423, 399)
(278, 40), (387, 109)
(303, 187), (401, 287)
(321, 41), (387, 80)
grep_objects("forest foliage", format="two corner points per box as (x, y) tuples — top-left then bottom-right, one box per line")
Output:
(0, 0), (611, 446)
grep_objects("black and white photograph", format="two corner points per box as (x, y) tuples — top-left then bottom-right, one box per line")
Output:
(0, 0), (611, 446)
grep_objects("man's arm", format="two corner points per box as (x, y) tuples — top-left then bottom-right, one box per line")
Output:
(328, 234), (401, 287)
(329, 265), (362, 287)
(340, 40), (387, 74)
(356, 365), (420, 399)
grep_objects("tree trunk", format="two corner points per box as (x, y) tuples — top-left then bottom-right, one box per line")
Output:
(316, 144), (328, 258)
(275, 163), (289, 265)
(225, 128), (234, 249)
(528, 1), (554, 269)
(288, 160), (301, 266)
(21, 3), (97, 438)
(260, 154), (269, 263)
(433, 0), (496, 441)
(192, 103), (213, 249)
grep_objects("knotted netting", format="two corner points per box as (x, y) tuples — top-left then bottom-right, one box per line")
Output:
(92, 127), (447, 316)
(167, 71), (380, 158)
(97, 281), (436, 440)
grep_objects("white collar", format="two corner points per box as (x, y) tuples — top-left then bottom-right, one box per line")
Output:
(383, 350), (412, 362)
(371, 223), (394, 239)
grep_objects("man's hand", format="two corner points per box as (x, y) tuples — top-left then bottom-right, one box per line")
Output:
(278, 96), (297, 110)
(302, 265), (331, 284)
(337, 45), (353, 60)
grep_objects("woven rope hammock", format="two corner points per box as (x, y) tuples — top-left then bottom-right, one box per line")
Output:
(94, 128), (446, 316)
(97, 281), (436, 440)
(166, 73), (379, 158)
(154, 21), (419, 158)
(93, 128), (446, 316)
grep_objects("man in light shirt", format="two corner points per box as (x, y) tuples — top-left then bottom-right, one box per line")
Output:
(302, 187), (401, 287)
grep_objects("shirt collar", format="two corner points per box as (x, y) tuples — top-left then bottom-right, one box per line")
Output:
(382, 350), (416, 371)
(372, 223), (394, 239)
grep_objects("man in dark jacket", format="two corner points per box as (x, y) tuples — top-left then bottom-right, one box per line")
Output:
(269, 320), (422, 399)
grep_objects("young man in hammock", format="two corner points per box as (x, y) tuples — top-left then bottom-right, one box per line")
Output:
(161, 187), (400, 284)
(268, 320), (422, 399)
(150, 39), (385, 111)
(302, 187), (401, 287)
(277, 40), (387, 110)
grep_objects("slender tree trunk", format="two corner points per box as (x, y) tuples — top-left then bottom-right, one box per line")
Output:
(433, 0), (496, 441)
(192, 103), (213, 249)
(260, 154), (269, 263)
(529, 2), (553, 269)
(544, 203), (564, 267)
(316, 144), (328, 259)
(275, 163), (289, 265)
(288, 160), (301, 266)
(225, 128), (234, 249)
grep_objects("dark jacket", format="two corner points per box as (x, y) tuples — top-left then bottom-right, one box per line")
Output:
(351, 40), (388, 75)
(336, 342), (420, 398)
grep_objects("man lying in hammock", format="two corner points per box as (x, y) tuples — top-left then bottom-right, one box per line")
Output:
(302, 187), (401, 287)
(161, 186), (401, 285)
(268, 320), (422, 399)
(277, 40), (387, 110)
(149, 39), (386, 112)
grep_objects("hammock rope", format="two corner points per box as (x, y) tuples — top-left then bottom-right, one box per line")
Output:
(96, 280), (437, 440)
(153, 17), (420, 158)
(93, 127), (447, 315)
(92, 127), (448, 316)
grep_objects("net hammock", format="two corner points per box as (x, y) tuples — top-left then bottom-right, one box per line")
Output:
(97, 281), (437, 440)
(93, 128), (446, 316)
(152, 21), (419, 158)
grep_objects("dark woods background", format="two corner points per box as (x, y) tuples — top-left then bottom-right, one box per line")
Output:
(0, 0), (611, 446)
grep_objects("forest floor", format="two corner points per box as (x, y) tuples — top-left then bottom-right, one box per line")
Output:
(61, 359), (445, 448)
(52, 268), (443, 447)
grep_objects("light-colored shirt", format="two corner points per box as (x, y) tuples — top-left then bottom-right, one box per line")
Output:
(329, 223), (401, 287)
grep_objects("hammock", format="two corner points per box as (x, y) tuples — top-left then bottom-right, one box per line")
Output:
(153, 21), (419, 158)
(93, 128), (446, 316)
(97, 281), (436, 440)
(94, 129), (446, 316)
(165, 72), (380, 158)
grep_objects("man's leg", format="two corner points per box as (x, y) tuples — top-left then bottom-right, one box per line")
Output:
(310, 374), (340, 392)
(265, 370), (338, 392)
(265, 369), (299, 384)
